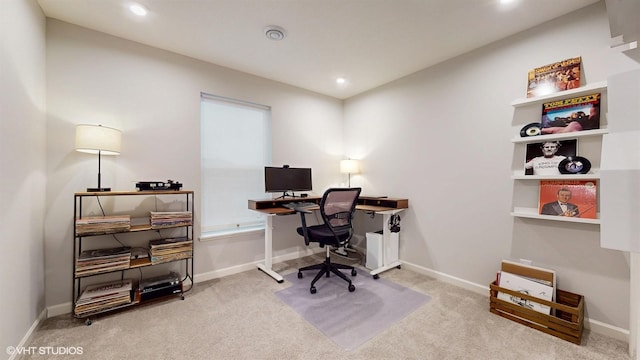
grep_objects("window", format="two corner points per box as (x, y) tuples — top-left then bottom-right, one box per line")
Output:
(200, 93), (271, 238)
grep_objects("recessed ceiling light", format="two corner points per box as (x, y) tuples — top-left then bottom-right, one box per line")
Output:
(264, 25), (286, 41)
(336, 77), (347, 85)
(497, 0), (519, 11)
(129, 3), (148, 17)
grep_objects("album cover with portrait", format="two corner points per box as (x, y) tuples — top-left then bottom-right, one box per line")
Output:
(538, 180), (597, 219)
(526, 56), (582, 98)
(524, 139), (577, 175)
(541, 93), (600, 133)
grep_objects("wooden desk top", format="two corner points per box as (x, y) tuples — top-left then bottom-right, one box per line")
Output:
(248, 196), (321, 209)
(248, 195), (408, 215)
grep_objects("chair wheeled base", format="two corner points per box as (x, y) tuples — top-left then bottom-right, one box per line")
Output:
(298, 246), (356, 294)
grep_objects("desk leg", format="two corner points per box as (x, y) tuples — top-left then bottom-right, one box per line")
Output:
(256, 214), (284, 283)
(370, 209), (404, 278)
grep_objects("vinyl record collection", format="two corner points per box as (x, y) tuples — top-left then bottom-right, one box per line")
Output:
(75, 215), (131, 235)
(149, 237), (192, 264)
(74, 279), (133, 317)
(150, 211), (193, 229)
(75, 247), (131, 277)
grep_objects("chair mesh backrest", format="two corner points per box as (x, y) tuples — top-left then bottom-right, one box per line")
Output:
(320, 188), (361, 231)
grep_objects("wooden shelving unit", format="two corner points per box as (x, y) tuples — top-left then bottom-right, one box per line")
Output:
(72, 190), (194, 324)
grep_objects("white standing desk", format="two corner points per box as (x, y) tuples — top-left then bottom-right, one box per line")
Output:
(248, 196), (409, 283)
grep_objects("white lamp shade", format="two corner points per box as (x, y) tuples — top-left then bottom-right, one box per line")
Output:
(75, 124), (121, 155)
(340, 159), (360, 174)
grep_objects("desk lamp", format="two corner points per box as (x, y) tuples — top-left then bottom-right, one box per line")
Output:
(75, 124), (121, 192)
(340, 159), (360, 188)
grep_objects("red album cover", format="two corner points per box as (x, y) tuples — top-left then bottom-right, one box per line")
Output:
(540, 93), (600, 134)
(538, 180), (597, 219)
(526, 56), (582, 98)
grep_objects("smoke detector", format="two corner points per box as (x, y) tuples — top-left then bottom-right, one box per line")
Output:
(264, 25), (286, 41)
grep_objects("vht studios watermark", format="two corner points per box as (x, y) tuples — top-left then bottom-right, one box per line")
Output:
(6, 346), (83, 356)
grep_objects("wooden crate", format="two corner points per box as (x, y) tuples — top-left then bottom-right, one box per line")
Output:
(489, 281), (584, 344)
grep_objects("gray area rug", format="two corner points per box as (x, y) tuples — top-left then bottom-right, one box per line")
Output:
(274, 267), (431, 351)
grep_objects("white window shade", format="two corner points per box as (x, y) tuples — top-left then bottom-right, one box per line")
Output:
(200, 94), (271, 236)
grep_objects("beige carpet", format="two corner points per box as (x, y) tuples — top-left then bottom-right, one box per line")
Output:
(17, 254), (630, 359)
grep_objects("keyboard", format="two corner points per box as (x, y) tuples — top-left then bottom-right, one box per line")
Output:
(282, 202), (317, 210)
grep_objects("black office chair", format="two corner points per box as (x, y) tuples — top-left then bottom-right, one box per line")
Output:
(294, 187), (361, 294)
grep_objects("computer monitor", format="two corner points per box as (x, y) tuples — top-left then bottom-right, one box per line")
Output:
(264, 166), (312, 198)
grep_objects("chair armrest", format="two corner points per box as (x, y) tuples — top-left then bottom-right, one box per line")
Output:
(296, 211), (312, 246)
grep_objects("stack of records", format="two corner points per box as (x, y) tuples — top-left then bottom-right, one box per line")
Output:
(150, 211), (192, 229)
(149, 237), (192, 264)
(76, 215), (131, 235)
(74, 279), (133, 317)
(75, 247), (131, 277)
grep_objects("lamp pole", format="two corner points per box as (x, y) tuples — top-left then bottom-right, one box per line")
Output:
(97, 150), (102, 190)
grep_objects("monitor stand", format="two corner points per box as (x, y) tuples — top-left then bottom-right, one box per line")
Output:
(274, 192), (298, 200)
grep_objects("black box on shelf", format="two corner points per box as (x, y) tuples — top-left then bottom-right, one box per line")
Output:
(136, 180), (182, 191)
(139, 272), (182, 302)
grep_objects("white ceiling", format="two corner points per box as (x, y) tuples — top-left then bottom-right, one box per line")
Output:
(37, 0), (601, 99)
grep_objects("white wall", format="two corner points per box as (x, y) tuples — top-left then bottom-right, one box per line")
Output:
(344, 1), (638, 331)
(0, 0), (47, 357)
(44, 19), (344, 312)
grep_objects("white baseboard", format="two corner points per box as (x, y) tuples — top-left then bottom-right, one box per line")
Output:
(586, 319), (630, 343)
(9, 308), (47, 360)
(193, 247), (323, 283)
(47, 302), (72, 318)
(400, 261), (491, 296)
(401, 260), (630, 344)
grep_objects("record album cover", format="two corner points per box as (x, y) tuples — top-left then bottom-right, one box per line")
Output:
(538, 180), (597, 219)
(541, 93), (600, 134)
(524, 139), (577, 176)
(497, 271), (553, 315)
(526, 56), (582, 98)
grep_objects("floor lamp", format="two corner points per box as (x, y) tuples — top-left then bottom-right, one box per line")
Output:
(75, 124), (122, 192)
(340, 159), (360, 188)
(336, 159), (361, 256)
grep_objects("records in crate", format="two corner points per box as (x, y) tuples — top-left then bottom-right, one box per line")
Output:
(497, 271), (553, 315)
(541, 93), (600, 133)
(538, 180), (597, 219)
(496, 260), (556, 315)
(526, 56), (581, 98)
